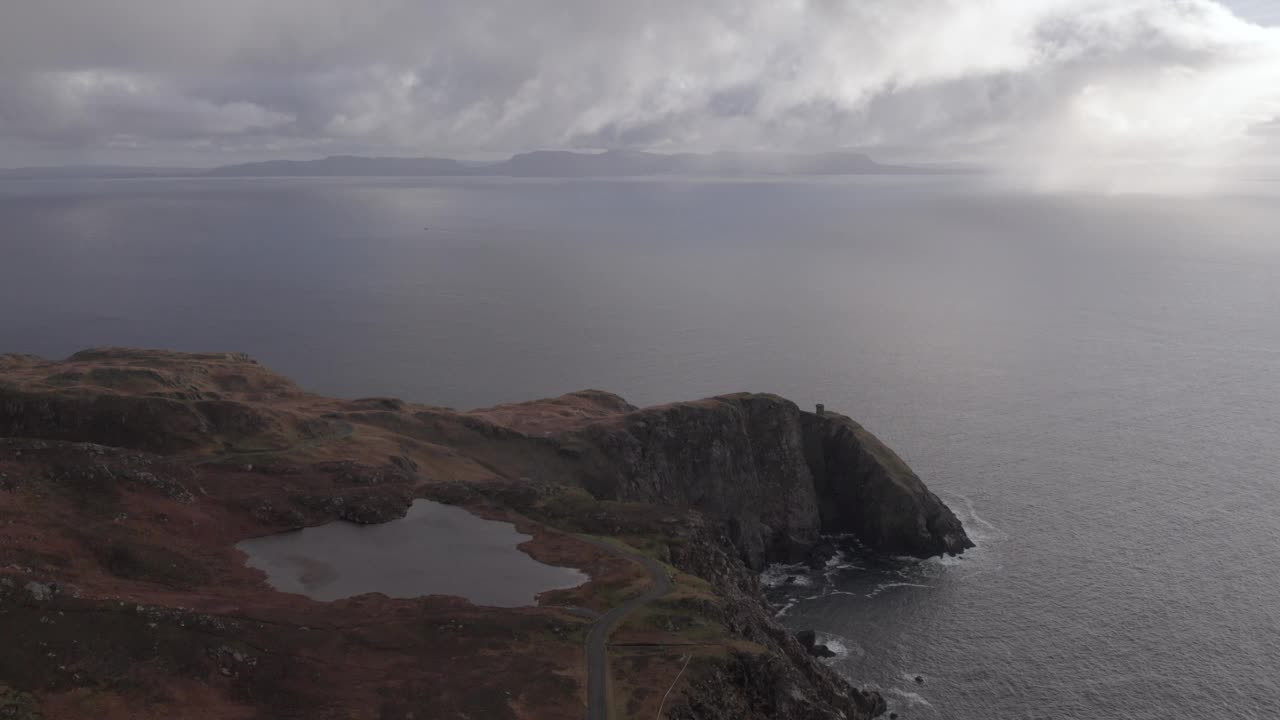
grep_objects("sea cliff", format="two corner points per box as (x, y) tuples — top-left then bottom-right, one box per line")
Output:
(0, 349), (969, 720)
(559, 392), (972, 568)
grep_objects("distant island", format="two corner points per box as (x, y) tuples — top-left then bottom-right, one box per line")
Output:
(1, 150), (973, 180)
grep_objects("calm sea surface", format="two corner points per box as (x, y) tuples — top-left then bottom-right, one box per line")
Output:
(3, 176), (1279, 718)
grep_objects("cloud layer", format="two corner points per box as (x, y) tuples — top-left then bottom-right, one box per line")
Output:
(1, 0), (1277, 174)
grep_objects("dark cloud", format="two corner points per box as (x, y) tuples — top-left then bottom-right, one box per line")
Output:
(0, 0), (1276, 168)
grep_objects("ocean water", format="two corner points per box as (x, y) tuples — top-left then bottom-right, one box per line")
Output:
(3, 175), (1279, 718)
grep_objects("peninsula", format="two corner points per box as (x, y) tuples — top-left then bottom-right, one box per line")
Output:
(0, 348), (971, 719)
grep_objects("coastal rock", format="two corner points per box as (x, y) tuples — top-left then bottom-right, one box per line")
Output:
(666, 651), (877, 720)
(0, 349), (327, 454)
(0, 349), (965, 720)
(806, 540), (837, 569)
(574, 394), (822, 569)
(802, 409), (973, 558)
(0, 389), (210, 453)
(571, 393), (972, 568)
(662, 522), (885, 720)
(795, 629), (837, 658)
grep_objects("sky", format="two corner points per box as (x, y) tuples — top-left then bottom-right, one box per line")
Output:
(0, 0), (1278, 184)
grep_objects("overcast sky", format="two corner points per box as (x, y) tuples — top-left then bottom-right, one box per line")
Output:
(1, 0), (1277, 179)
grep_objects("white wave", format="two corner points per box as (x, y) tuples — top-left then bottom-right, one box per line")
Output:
(908, 554), (962, 575)
(796, 590), (835, 603)
(759, 562), (809, 588)
(822, 558), (863, 584)
(948, 492), (1008, 543)
(772, 587), (863, 617)
(887, 688), (934, 708)
(822, 639), (850, 658)
(817, 633), (862, 660)
(866, 582), (929, 598)
(774, 598), (799, 617)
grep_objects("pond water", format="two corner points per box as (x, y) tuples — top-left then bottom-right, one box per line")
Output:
(237, 499), (587, 606)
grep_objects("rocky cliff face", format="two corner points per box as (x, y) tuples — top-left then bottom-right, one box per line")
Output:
(660, 520), (888, 720)
(436, 478), (889, 720)
(567, 393), (973, 569)
(0, 349), (970, 720)
(803, 409), (972, 558)
(570, 395), (822, 569)
(0, 349), (332, 455)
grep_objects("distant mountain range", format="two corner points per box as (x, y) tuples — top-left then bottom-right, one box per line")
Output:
(1, 150), (972, 179)
(202, 155), (472, 178)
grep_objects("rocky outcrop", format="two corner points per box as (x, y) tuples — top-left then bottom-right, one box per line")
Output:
(500, 485), (888, 720)
(660, 519), (885, 720)
(0, 389), (210, 453)
(0, 349), (969, 720)
(795, 630), (836, 658)
(572, 394), (822, 569)
(570, 393), (972, 568)
(803, 409), (972, 558)
(0, 349), (325, 455)
(667, 652), (883, 720)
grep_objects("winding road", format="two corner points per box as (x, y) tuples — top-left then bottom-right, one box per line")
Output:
(577, 536), (674, 720)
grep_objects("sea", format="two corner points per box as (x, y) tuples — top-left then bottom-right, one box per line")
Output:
(2, 174), (1278, 719)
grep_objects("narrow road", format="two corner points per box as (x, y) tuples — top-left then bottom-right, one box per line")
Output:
(578, 536), (674, 720)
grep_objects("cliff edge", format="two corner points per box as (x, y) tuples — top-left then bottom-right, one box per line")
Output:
(0, 349), (970, 720)
(538, 392), (972, 569)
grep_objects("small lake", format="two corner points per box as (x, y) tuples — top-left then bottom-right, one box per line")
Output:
(237, 499), (587, 606)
